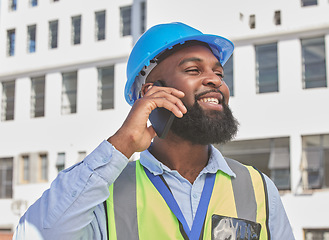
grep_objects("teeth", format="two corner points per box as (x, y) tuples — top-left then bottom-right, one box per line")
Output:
(200, 98), (219, 104)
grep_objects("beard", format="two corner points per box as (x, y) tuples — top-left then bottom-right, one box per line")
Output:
(170, 97), (239, 145)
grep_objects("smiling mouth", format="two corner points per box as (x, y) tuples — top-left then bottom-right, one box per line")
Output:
(199, 97), (219, 105)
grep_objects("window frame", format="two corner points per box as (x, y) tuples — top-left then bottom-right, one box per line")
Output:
(301, 0), (318, 7)
(97, 66), (115, 110)
(31, 76), (45, 118)
(255, 42), (279, 93)
(27, 25), (37, 53)
(30, 0), (38, 7)
(95, 10), (106, 41)
(71, 15), (81, 45)
(49, 20), (58, 49)
(56, 153), (65, 173)
(39, 154), (48, 182)
(0, 158), (13, 199)
(7, 29), (16, 57)
(9, 0), (17, 11)
(301, 36), (327, 89)
(61, 71), (78, 115)
(1, 81), (15, 121)
(120, 6), (132, 37)
(302, 134), (329, 190)
(21, 155), (30, 183)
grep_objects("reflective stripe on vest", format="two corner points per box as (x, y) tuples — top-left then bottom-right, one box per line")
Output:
(106, 159), (270, 239)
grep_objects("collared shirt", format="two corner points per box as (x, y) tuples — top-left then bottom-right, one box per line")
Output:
(14, 140), (295, 240)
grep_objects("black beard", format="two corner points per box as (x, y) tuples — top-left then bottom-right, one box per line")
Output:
(170, 99), (239, 145)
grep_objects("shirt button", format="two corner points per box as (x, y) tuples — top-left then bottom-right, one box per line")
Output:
(72, 190), (77, 197)
(193, 193), (198, 199)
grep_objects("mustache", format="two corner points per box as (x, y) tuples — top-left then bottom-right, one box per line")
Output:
(194, 89), (226, 104)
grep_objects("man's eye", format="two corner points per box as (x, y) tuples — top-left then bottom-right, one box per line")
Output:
(186, 69), (199, 74)
(216, 73), (224, 79)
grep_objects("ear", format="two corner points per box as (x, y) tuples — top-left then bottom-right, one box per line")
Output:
(141, 82), (154, 97)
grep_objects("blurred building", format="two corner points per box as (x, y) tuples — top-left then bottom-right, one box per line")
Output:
(0, 0), (328, 239)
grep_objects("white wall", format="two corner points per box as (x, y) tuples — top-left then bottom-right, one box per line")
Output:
(1, 0), (329, 238)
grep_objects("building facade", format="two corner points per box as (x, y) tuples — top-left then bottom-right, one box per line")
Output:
(0, 0), (329, 239)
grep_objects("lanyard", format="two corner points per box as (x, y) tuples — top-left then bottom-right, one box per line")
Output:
(144, 167), (216, 240)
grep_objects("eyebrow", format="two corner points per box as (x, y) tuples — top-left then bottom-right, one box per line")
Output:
(178, 57), (223, 68)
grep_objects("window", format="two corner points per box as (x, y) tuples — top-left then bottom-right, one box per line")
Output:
(301, 134), (329, 190)
(301, 37), (327, 89)
(39, 154), (48, 181)
(217, 137), (291, 190)
(31, 76), (45, 118)
(56, 153), (65, 172)
(98, 66), (114, 110)
(120, 6), (132, 36)
(249, 15), (255, 29)
(27, 25), (36, 53)
(49, 20), (58, 49)
(9, 0), (17, 11)
(140, 1), (146, 33)
(1, 81), (15, 121)
(61, 71), (77, 114)
(21, 155), (30, 183)
(274, 11), (281, 25)
(30, 0), (37, 7)
(95, 11), (106, 41)
(224, 55), (234, 96)
(77, 151), (86, 163)
(304, 229), (329, 240)
(71, 15), (81, 45)
(301, 0), (318, 6)
(255, 43), (279, 93)
(0, 158), (13, 199)
(7, 29), (15, 56)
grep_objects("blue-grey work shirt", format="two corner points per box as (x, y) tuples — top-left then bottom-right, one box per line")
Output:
(13, 140), (295, 240)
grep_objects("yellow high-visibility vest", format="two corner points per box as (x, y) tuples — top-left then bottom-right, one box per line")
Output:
(106, 158), (269, 239)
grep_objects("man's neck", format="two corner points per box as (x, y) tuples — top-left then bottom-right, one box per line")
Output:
(149, 133), (210, 184)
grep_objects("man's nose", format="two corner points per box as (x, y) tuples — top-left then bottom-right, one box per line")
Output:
(201, 72), (223, 88)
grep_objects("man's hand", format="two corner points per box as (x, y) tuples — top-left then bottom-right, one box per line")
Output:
(108, 85), (187, 158)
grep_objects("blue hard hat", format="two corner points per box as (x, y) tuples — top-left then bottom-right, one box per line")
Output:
(125, 22), (234, 106)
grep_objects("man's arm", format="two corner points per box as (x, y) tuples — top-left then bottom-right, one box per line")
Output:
(264, 175), (295, 240)
(13, 141), (128, 240)
(13, 85), (186, 239)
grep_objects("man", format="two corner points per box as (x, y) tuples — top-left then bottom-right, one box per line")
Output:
(14, 22), (294, 240)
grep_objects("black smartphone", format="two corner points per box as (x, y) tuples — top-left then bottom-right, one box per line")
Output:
(149, 80), (176, 139)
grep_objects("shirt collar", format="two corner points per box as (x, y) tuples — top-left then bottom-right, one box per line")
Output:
(139, 145), (236, 178)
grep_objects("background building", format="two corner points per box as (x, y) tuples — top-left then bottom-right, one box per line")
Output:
(0, 0), (328, 239)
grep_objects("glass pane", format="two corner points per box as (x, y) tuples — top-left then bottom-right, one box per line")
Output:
(256, 43), (278, 93)
(49, 21), (58, 49)
(28, 25), (36, 53)
(302, 37), (327, 89)
(121, 6), (132, 36)
(72, 16), (81, 45)
(301, 0), (318, 6)
(31, 76), (45, 118)
(62, 72), (77, 114)
(96, 11), (106, 40)
(7, 30), (16, 56)
(271, 169), (290, 190)
(2, 81), (15, 121)
(224, 55), (234, 96)
(98, 66), (114, 110)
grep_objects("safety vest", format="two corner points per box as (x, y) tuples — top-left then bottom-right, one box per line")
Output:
(105, 158), (270, 240)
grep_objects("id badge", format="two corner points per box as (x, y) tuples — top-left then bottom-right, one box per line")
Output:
(212, 215), (261, 240)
